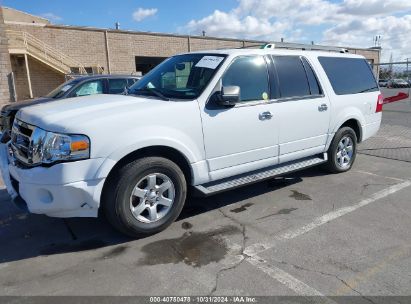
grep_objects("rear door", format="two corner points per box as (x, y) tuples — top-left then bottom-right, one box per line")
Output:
(272, 55), (331, 163)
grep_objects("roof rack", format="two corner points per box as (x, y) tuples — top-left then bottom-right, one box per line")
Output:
(262, 42), (349, 53)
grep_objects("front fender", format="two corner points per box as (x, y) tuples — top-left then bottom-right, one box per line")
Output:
(94, 126), (203, 180)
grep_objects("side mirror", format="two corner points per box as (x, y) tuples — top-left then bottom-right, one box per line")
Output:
(218, 86), (240, 106)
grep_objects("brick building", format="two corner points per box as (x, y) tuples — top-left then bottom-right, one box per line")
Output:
(0, 6), (381, 104)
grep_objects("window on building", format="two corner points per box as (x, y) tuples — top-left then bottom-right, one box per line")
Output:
(85, 67), (93, 74)
(72, 80), (104, 97)
(318, 57), (378, 95)
(108, 78), (128, 94)
(222, 56), (269, 102)
(135, 56), (167, 75)
(274, 56), (311, 98)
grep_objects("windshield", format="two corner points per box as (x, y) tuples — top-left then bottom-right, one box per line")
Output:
(46, 79), (81, 99)
(128, 53), (226, 100)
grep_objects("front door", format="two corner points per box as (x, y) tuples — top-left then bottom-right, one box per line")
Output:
(201, 55), (280, 181)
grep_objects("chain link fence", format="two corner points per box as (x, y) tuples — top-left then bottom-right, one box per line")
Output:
(372, 61), (411, 104)
(359, 60), (411, 162)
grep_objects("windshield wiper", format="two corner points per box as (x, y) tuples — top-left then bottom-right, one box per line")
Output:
(131, 88), (170, 101)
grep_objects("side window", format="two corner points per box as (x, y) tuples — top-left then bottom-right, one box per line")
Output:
(274, 56), (310, 98)
(318, 57), (378, 95)
(160, 62), (192, 89)
(302, 58), (322, 95)
(73, 80), (103, 97)
(222, 56), (269, 102)
(108, 78), (128, 94)
(127, 78), (138, 87)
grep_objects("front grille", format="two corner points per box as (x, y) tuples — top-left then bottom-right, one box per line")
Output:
(10, 119), (37, 167)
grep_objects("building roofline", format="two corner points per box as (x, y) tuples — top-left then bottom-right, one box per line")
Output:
(1, 6), (49, 23)
(44, 24), (267, 44)
(45, 24), (381, 53)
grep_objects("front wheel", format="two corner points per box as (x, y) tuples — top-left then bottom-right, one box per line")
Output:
(324, 127), (358, 173)
(103, 157), (187, 237)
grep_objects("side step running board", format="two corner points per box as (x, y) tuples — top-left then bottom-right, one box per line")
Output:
(194, 153), (327, 196)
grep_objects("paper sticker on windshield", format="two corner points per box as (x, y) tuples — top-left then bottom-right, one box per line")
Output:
(195, 56), (224, 69)
(61, 85), (72, 92)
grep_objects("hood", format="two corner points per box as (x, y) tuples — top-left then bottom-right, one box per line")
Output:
(2, 97), (54, 112)
(16, 94), (171, 133)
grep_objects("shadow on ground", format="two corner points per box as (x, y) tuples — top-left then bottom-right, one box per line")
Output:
(0, 167), (328, 264)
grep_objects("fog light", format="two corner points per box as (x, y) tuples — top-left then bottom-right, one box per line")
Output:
(37, 189), (53, 204)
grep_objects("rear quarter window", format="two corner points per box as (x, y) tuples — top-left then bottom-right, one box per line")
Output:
(318, 57), (378, 95)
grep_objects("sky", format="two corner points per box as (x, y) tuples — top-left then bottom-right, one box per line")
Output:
(2, 0), (411, 61)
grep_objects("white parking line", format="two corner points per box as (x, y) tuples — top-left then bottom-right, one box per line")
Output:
(354, 170), (406, 182)
(244, 180), (411, 257)
(229, 180), (411, 298)
(247, 256), (324, 296)
(220, 239), (332, 300)
(247, 256), (337, 303)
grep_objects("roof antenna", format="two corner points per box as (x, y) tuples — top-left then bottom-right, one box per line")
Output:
(115, 22), (120, 30)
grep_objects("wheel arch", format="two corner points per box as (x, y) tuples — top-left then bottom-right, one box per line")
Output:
(106, 145), (192, 182)
(339, 119), (362, 143)
(94, 145), (194, 209)
(326, 115), (364, 151)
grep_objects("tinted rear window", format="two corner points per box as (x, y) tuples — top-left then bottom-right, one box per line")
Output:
(318, 57), (378, 95)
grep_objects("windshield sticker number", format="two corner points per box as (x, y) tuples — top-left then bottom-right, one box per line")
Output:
(61, 85), (72, 92)
(195, 56), (224, 69)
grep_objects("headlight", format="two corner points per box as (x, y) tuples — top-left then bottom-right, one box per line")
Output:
(41, 132), (90, 164)
(11, 119), (90, 166)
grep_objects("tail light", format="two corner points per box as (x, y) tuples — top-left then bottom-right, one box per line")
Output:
(376, 93), (384, 113)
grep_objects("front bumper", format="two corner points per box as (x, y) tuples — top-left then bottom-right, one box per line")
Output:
(0, 143), (106, 218)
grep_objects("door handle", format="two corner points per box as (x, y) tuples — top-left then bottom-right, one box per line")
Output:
(318, 104), (328, 112)
(259, 111), (273, 120)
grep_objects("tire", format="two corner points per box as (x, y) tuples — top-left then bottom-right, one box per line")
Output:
(103, 157), (187, 237)
(324, 127), (358, 173)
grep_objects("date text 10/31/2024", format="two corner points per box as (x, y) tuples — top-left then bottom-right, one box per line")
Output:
(149, 296), (257, 303)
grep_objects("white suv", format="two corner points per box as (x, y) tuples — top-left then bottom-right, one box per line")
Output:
(1, 48), (383, 237)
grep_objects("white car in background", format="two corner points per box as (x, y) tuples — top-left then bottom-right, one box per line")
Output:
(387, 78), (410, 88)
(1, 48), (382, 237)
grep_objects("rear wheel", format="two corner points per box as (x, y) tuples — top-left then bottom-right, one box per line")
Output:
(103, 157), (187, 237)
(324, 127), (357, 173)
